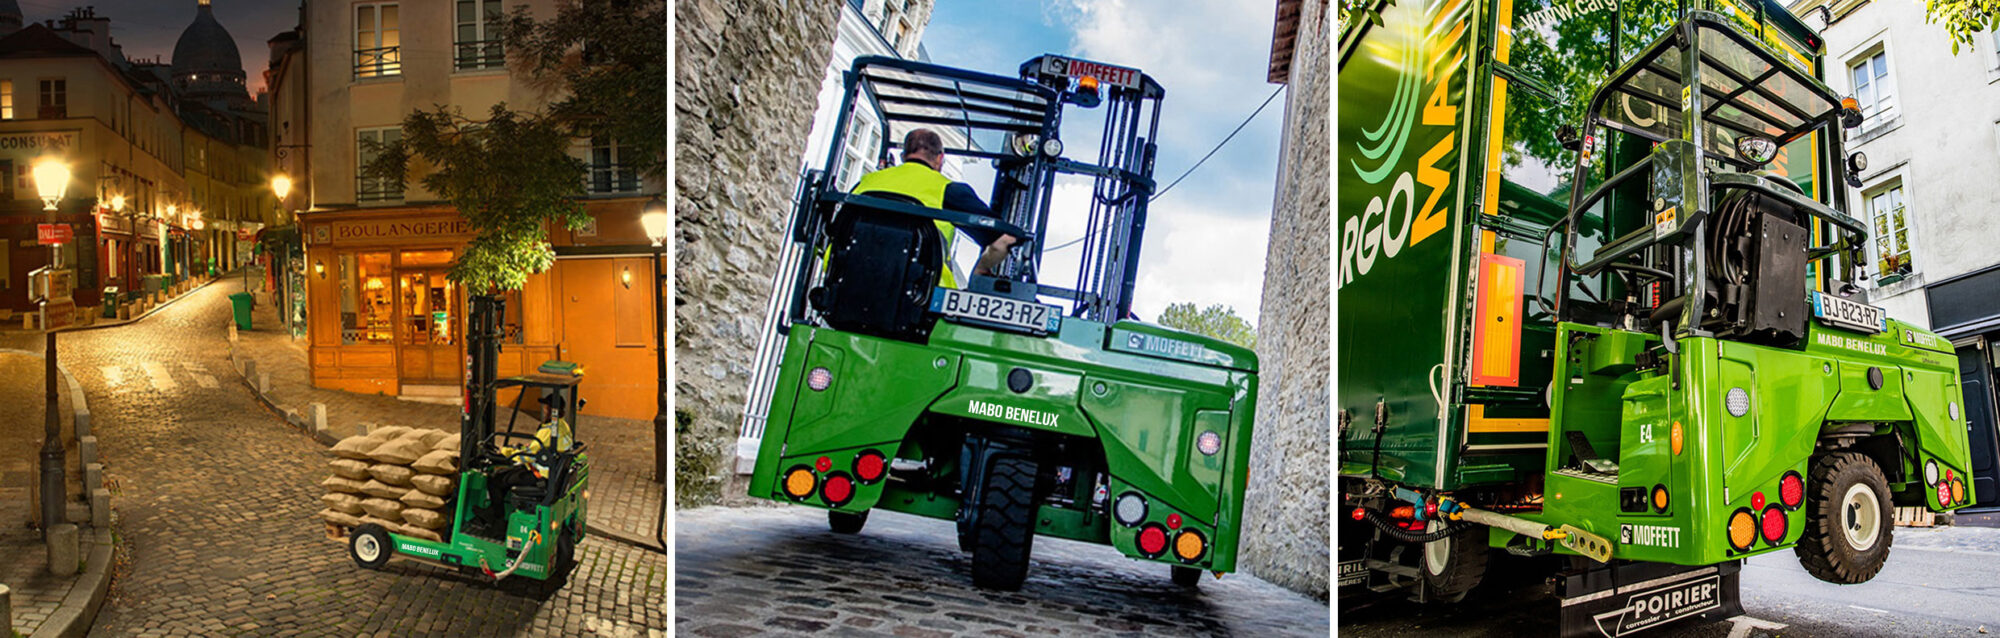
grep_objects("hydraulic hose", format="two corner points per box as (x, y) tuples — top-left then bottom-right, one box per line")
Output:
(1359, 508), (1477, 544)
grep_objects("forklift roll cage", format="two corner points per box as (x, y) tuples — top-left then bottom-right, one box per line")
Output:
(1543, 11), (1867, 341)
(785, 55), (1167, 326)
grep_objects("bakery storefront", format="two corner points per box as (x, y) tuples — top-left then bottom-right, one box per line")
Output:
(299, 203), (661, 419)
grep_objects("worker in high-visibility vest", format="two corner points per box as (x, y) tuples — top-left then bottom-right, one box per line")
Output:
(852, 128), (1017, 288)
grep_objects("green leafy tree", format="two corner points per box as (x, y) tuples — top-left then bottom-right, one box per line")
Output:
(502, 0), (667, 179)
(1923, 0), (2000, 53)
(1157, 303), (1258, 349)
(362, 105), (590, 294)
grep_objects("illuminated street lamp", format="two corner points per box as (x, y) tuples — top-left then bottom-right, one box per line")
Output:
(30, 158), (68, 540)
(110, 194), (125, 214)
(271, 174), (292, 201)
(640, 196), (668, 548)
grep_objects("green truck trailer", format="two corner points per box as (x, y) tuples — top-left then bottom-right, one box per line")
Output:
(1337, 0), (1973, 634)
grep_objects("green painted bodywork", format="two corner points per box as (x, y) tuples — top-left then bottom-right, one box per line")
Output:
(749, 318), (1259, 573)
(1339, 0), (1974, 567)
(383, 454), (590, 580)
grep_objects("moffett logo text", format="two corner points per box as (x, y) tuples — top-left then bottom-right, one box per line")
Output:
(1592, 574), (1721, 637)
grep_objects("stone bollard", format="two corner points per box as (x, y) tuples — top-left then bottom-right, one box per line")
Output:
(258, 371), (271, 395)
(1, 583), (11, 638)
(47, 523), (79, 576)
(84, 463), (103, 492)
(75, 410), (91, 439)
(90, 488), (110, 528)
(241, 358), (257, 384)
(78, 436), (98, 467)
(310, 403), (328, 433)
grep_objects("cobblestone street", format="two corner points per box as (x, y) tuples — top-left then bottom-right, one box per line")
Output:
(5, 274), (666, 637)
(676, 506), (1330, 637)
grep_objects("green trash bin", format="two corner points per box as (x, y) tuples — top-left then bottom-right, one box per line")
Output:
(102, 287), (121, 318)
(230, 292), (253, 330)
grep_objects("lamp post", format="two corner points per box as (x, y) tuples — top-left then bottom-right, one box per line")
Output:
(31, 158), (69, 537)
(640, 197), (670, 489)
(270, 175), (294, 327)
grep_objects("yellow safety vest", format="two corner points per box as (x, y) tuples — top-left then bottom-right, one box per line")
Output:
(852, 162), (962, 288)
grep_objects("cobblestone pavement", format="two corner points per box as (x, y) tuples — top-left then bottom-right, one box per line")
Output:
(230, 282), (667, 541)
(676, 506), (1330, 637)
(0, 349), (84, 636)
(13, 273), (664, 637)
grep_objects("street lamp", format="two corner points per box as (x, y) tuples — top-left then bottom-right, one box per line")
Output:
(640, 197), (669, 491)
(109, 194), (125, 214)
(30, 158), (68, 538)
(271, 174), (292, 201)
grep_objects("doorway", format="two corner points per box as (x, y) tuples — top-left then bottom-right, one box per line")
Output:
(396, 252), (462, 386)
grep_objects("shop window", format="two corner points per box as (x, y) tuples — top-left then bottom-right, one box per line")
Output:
(400, 249), (453, 267)
(455, 0), (505, 71)
(400, 272), (457, 346)
(355, 4), (402, 78)
(105, 239), (120, 282)
(340, 252), (395, 344)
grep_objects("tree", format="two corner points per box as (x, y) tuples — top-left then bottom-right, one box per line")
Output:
(502, 0), (667, 179)
(1157, 303), (1258, 350)
(362, 105), (590, 295)
(1923, 0), (2000, 53)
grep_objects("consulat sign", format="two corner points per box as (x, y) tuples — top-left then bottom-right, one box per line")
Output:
(311, 217), (472, 245)
(0, 131), (80, 157)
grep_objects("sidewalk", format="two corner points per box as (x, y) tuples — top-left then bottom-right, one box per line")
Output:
(1, 346), (113, 638)
(225, 275), (666, 546)
(0, 273), (217, 337)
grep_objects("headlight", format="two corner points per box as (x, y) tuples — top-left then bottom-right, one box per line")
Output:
(1196, 431), (1222, 456)
(1041, 138), (1064, 158)
(806, 367), (833, 392)
(1736, 136), (1778, 165)
(1847, 151), (1868, 173)
(1725, 387), (1750, 417)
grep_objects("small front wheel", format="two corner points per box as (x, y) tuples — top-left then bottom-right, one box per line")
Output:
(1796, 451), (1893, 584)
(830, 510), (868, 534)
(349, 524), (393, 570)
(1172, 566), (1203, 588)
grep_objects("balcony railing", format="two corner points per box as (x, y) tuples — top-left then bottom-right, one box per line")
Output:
(454, 40), (505, 71)
(587, 164), (642, 194)
(355, 46), (403, 78)
(357, 177), (404, 203)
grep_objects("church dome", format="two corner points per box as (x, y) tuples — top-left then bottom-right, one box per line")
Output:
(170, 1), (245, 95)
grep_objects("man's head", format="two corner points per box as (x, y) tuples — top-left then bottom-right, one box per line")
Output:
(901, 128), (945, 170)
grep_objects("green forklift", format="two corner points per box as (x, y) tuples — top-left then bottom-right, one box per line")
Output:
(1339, 0), (1971, 634)
(344, 296), (590, 589)
(744, 54), (1259, 591)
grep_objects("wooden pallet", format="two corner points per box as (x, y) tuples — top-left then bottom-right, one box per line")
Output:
(1893, 506), (1936, 527)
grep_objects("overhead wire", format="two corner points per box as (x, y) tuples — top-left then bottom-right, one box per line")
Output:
(1150, 85), (1286, 202)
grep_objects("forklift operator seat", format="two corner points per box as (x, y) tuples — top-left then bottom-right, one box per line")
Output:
(813, 192), (944, 341)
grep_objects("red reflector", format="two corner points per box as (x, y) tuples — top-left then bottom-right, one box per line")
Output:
(1167, 514), (1182, 530)
(1350, 508), (1367, 521)
(823, 474), (853, 506)
(1760, 506), (1787, 544)
(854, 452), (885, 482)
(1780, 472), (1804, 509)
(1947, 469), (1956, 483)
(1751, 491), (1765, 510)
(815, 456), (832, 472)
(1137, 525), (1168, 556)
(1940, 482), (1952, 506)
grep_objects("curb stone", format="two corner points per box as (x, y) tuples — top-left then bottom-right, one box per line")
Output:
(27, 529), (113, 638)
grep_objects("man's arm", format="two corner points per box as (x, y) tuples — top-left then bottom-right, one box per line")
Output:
(943, 183), (1018, 276)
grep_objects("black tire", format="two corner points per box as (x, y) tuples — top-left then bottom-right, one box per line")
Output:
(537, 532), (577, 595)
(1419, 520), (1487, 602)
(968, 455), (1039, 590)
(1172, 565), (1203, 588)
(348, 524), (393, 570)
(1796, 452), (1893, 584)
(830, 509), (869, 534)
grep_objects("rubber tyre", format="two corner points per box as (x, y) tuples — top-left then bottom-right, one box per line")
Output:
(349, 524), (393, 570)
(1172, 566), (1203, 588)
(537, 532), (577, 595)
(1796, 452), (1894, 584)
(968, 455), (1038, 590)
(1419, 521), (1486, 602)
(830, 510), (869, 534)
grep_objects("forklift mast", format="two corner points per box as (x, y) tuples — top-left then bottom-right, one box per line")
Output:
(461, 294), (504, 473)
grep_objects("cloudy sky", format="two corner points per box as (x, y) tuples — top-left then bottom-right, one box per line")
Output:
(924, 0), (1286, 324)
(18, 0), (294, 94)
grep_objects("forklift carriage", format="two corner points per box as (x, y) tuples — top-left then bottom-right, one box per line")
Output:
(745, 54), (1260, 591)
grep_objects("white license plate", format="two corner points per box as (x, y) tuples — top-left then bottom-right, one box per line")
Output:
(931, 288), (1059, 334)
(1811, 291), (1886, 333)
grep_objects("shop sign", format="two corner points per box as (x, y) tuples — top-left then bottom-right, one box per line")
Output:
(0, 131), (80, 157)
(99, 214), (133, 235)
(37, 223), (71, 245)
(317, 217), (472, 245)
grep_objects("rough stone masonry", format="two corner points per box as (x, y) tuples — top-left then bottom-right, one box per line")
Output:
(1243, 0), (1332, 600)
(673, 0), (841, 506)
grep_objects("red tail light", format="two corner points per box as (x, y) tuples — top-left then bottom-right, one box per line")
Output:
(1760, 506), (1787, 544)
(1167, 513), (1182, 530)
(1779, 472), (1804, 509)
(853, 450), (886, 483)
(1137, 524), (1169, 557)
(1940, 483), (1952, 506)
(822, 472), (854, 507)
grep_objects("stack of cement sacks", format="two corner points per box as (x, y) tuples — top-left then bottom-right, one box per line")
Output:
(318, 426), (464, 542)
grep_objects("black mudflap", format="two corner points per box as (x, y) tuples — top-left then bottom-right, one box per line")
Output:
(1558, 560), (1742, 638)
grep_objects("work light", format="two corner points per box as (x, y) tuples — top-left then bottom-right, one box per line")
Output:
(1725, 388), (1750, 417)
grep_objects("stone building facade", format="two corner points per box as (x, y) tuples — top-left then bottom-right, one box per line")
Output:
(1242, 0), (1330, 600)
(673, 0), (842, 505)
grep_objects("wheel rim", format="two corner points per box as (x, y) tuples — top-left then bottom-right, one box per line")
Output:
(1424, 521), (1450, 575)
(356, 534), (382, 562)
(1841, 482), (1882, 551)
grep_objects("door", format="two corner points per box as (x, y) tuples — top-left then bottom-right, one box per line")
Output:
(397, 270), (461, 385)
(1958, 342), (2000, 511)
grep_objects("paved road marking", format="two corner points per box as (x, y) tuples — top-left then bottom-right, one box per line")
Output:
(142, 361), (178, 392)
(99, 366), (126, 392)
(190, 372), (218, 389)
(1726, 615), (1790, 638)
(182, 362), (208, 373)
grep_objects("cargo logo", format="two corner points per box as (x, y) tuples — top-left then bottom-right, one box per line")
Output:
(1619, 524), (1681, 549)
(397, 542), (441, 558)
(1337, 560), (1366, 587)
(1341, 0), (1464, 288)
(1126, 333), (1208, 360)
(968, 400), (1060, 428)
(1592, 573), (1722, 636)
(1814, 331), (1887, 356)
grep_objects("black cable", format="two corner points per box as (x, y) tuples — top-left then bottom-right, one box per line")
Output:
(1150, 85), (1286, 202)
(1361, 508), (1478, 543)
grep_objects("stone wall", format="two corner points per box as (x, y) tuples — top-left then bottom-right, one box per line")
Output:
(1241, 0), (1331, 600)
(674, 0), (841, 507)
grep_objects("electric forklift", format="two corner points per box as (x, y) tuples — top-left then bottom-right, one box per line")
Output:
(343, 295), (591, 589)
